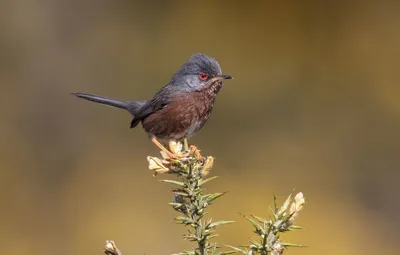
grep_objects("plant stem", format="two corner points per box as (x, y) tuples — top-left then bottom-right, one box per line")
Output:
(185, 165), (207, 255)
(155, 143), (228, 255)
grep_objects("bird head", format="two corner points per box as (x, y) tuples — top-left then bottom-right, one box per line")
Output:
(170, 53), (232, 92)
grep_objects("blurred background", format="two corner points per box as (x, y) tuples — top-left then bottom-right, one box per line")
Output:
(1, 1), (399, 254)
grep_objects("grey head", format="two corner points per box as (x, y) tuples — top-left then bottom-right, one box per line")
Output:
(169, 53), (232, 92)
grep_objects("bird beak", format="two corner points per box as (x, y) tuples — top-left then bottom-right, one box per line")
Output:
(212, 74), (233, 81)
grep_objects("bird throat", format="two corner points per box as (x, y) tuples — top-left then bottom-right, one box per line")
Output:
(205, 81), (223, 98)
(198, 80), (223, 116)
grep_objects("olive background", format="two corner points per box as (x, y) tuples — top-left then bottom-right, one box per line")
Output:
(1, 1), (399, 255)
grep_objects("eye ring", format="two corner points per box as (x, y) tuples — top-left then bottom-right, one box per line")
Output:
(199, 72), (209, 81)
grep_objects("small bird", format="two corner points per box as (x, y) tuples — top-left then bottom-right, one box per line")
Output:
(72, 53), (232, 158)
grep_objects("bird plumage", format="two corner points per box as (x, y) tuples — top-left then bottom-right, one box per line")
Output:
(72, 53), (231, 141)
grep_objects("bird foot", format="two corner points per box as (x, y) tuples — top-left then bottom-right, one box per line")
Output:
(151, 137), (203, 161)
(180, 145), (204, 161)
(151, 137), (180, 159)
(169, 141), (204, 161)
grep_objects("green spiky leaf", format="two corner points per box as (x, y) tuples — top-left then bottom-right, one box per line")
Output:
(160, 179), (185, 187)
(280, 242), (306, 248)
(206, 220), (235, 229)
(173, 190), (189, 197)
(175, 216), (195, 225)
(182, 233), (198, 240)
(273, 195), (278, 212)
(251, 214), (270, 225)
(169, 202), (183, 208)
(289, 225), (303, 230)
(205, 233), (219, 240)
(199, 176), (219, 186)
(224, 245), (249, 255)
(241, 214), (265, 235)
(219, 251), (237, 255)
(249, 238), (262, 247)
(203, 192), (227, 204)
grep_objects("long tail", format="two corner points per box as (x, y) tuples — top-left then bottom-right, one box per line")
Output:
(71, 93), (146, 116)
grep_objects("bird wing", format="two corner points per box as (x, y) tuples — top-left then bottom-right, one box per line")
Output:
(130, 87), (176, 128)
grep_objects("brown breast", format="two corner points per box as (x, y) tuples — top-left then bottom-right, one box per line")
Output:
(142, 81), (222, 141)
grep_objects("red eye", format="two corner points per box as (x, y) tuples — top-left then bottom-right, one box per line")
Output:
(199, 72), (208, 81)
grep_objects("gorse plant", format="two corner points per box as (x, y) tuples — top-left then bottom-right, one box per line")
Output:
(226, 192), (305, 255)
(103, 142), (305, 255)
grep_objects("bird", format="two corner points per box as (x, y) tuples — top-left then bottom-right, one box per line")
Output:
(72, 53), (232, 159)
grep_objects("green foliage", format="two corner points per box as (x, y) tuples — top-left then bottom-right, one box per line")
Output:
(160, 154), (233, 255)
(104, 142), (306, 255)
(227, 192), (306, 255)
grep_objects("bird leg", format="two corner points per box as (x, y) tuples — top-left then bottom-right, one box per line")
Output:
(178, 138), (203, 160)
(166, 138), (199, 159)
(151, 137), (179, 159)
(167, 140), (203, 160)
(151, 137), (203, 161)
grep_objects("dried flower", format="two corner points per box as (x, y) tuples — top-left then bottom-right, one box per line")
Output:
(288, 192), (305, 224)
(147, 140), (210, 176)
(104, 240), (121, 255)
(147, 156), (170, 175)
(169, 140), (183, 155)
(201, 156), (214, 176)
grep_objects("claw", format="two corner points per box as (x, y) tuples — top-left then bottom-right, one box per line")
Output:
(180, 145), (204, 161)
(152, 137), (204, 161)
(190, 145), (204, 161)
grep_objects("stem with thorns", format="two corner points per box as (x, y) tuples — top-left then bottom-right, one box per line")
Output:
(157, 144), (232, 255)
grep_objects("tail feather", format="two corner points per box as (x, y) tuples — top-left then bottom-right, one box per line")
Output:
(71, 93), (146, 116)
(72, 93), (128, 109)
